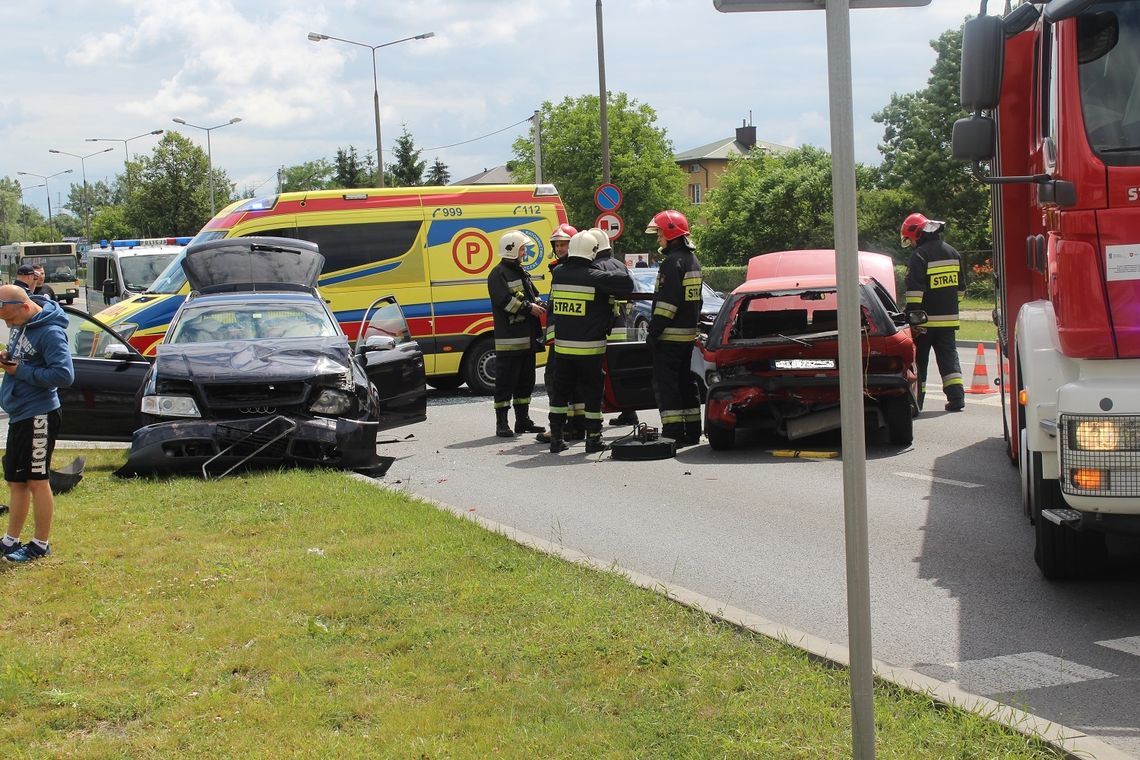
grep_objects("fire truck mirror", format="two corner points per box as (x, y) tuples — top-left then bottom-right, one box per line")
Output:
(1003, 3), (1040, 37)
(1038, 179), (1078, 208)
(952, 116), (996, 163)
(961, 15), (1004, 110)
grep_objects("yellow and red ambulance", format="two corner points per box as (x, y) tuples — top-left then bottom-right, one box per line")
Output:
(95, 184), (567, 392)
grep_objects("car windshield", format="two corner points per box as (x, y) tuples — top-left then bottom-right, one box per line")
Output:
(631, 269), (719, 301)
(121, 253), (177, 291)
(167, 302), (338, 344)
(22, 254), (76, 283)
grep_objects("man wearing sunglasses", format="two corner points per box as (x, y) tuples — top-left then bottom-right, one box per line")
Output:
(0, 285), (73, 564)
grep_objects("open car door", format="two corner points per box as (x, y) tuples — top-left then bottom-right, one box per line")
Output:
(601, 340), (657, 413)
(358, 296), (427, 431)
(59, 305), (151, 441)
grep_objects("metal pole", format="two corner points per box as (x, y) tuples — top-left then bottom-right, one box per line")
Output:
(824, 0), (875, 756)
(121, 141), (132, 196)
(596, 0), (611, 183)
(206, 128), (216, 216)
(45, 184), (55, 242)
(372, 48), (385, 188)
(532, 111), (543, 184)
(79, 157), (91, 244)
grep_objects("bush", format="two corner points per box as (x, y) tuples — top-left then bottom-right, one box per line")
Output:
(966, 257), (995, 299)
(703, 266), (747, 294)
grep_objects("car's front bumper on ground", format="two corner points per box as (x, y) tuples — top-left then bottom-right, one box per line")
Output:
(115, 413), (385, 478)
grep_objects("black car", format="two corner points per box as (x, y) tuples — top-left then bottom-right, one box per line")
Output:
(59, 237), (426, 477)
(628, 268), (725, 341)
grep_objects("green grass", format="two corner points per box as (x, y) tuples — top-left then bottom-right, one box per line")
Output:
(958, 319), (998, 344)
(961, 296), (996, 312)
(0, 452), (1061, 759)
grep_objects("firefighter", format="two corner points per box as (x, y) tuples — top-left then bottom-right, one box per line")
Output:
(487, 230), (546, 437)
(645, 210), (703, 446)
(546, 230), (634, 454)
(536, 223), (581, 444)
(588, 228), (639, 427)
(901, 212), (967, 412)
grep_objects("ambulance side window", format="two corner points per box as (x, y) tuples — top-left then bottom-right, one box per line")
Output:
(293, 221), (423, 273)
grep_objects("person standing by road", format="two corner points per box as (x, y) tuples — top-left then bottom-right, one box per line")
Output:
(0, 285), (74, 564)
(645, 210), (703, 447)
(31, 266), (57, 302)
(546, 231), (634, 454)
(901, 212), (967, 412)
(536, 223), (581, 444)
(487, 230), (546, 438)
(588, 228), (640, 428)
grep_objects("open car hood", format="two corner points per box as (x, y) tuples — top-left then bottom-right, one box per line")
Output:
(154, 336), (352, 382)
(182, 237), (324, 292)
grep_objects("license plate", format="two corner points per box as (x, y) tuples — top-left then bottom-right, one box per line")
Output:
(773, 358), (836, 370)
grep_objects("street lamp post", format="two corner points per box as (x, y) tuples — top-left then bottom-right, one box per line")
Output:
(16, 170), (73, 242)
(307, 30), (435, 188)
(171, 117), (242, 215)
(48, 146), (114, 243)
(15, 183), (45, 241)
(85, 129), (164, 196)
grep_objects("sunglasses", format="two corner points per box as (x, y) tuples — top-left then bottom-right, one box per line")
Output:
(0, 300), (25, 307)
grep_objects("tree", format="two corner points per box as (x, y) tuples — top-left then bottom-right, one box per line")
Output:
(511, 92), (690, 255)
(388, 126), (426, 187)
(280, 159), (334, 192)
(123, 132), (231, 236)
(64, 180), (115, 219)
(425, 157), (451, 186)
(332, 146), (370, 189)
(90, 206), (134, 242)
(872, 25), (990, 254)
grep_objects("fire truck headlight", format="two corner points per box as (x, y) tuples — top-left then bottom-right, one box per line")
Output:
(1072, 419), (1120, 451)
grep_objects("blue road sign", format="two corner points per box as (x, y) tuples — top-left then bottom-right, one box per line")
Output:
(594, 183), (623, 212)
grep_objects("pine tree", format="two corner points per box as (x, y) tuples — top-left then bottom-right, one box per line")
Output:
(388, 126), (426, 187)
(425, 158), (451, 186)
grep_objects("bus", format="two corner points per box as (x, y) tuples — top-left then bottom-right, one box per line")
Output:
(0, 241), (81, 303)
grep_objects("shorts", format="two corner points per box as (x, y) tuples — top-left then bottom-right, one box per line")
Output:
(3, 410), (62, 483)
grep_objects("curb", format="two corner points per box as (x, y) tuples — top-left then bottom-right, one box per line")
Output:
(354, 473), (1136, 760)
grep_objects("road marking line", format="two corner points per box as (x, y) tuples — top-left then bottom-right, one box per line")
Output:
(1096, 636), (1140, 657)
(895, 472), (983, 488)
(924, 652), (1116, 695)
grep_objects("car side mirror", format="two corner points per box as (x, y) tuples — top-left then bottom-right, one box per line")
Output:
(907, 310), (929, 327)
(103, 342), (133, 361)
(102, 278), (117, 299)
(361, 334), (398, 353)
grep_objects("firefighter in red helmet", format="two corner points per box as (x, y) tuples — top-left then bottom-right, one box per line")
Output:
(902, 212), (967, 412)
(645, 210), (703, 446)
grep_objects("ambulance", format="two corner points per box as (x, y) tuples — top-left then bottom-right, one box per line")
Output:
(93, 184), (568, 393)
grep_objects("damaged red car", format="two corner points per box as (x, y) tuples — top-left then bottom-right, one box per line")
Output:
(700, 250), (920, 450)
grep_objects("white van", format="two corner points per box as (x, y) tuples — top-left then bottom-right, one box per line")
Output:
(85, 237), (191, 309)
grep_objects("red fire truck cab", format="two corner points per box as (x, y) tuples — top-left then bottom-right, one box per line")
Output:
(954, 0), (1140, 579)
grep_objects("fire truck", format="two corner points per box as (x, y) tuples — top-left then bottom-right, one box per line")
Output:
(953, 0), (1140, 579)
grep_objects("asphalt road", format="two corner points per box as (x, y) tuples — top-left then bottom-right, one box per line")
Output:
(381, 345), (1140, 758)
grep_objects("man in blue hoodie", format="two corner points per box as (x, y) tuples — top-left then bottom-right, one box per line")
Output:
(0, 285), (74, 564)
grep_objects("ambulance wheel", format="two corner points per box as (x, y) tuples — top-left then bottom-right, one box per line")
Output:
(427, 375), (463, 391)
(463, 339), (496, 395)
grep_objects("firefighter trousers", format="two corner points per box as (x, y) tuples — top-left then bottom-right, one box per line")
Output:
(548, 354), (604, 438)
(494, 350), (536, 411)
(914, 327), (963, 408)
(650, 338), (701, 440)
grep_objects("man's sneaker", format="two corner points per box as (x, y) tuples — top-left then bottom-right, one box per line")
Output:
(0, 541), (21, 558)
(3, 541), (49, 564)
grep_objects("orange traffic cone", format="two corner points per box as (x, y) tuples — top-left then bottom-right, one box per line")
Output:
(966, 342), (996, 394)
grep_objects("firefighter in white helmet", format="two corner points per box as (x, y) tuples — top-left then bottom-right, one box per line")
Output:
(545, 231), (634, 454)
(536, 223), (581, 444)
(487, 230), (546, 438)
(588, 228), (640, 427)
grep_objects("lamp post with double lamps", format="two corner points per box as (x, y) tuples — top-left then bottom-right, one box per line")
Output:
(85, 129), (165, 196)
(15, 169), (73, 242)
(48, 146), (114, 243)
(171, 117), (242, 215)
(307, 30), (435, 188)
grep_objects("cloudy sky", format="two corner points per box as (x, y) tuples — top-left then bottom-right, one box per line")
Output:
(3, 0), (978, 216)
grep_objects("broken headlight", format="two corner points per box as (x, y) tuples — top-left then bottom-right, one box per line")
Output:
(141, 395), (201, 418)
(310, 389), (353, 415)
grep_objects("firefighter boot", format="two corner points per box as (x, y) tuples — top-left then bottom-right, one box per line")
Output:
(661, 423), (686, 446)
(945, 385), (965, 412)
(585, 433), (609, 454)
(609, 410), (640, 427)
(683, 421), (703, 447)
(548, 419), (568, 454)
(514, 405), (545, 435)
(565, 416), (586, 441)
(495, 407), (515, 438)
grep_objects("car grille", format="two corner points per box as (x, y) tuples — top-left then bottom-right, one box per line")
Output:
(202, 382), (308, 410)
